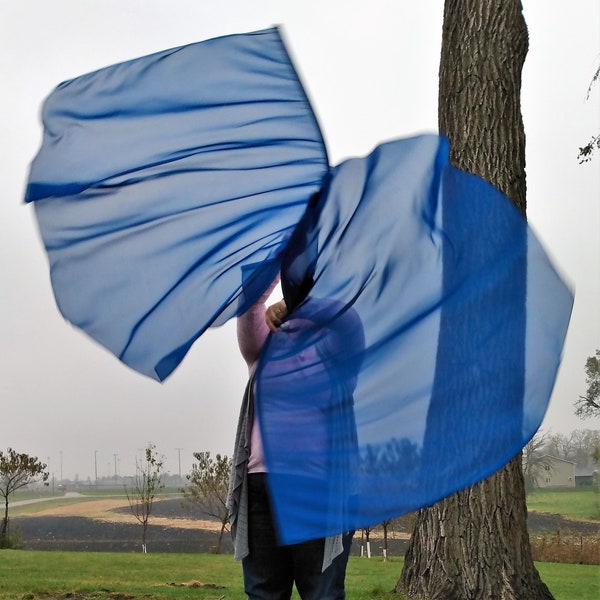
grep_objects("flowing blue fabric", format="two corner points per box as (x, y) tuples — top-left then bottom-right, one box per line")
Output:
(259, 136), (573, 542)
(25, 28), (327, 380)
(25, 28), (573, 544)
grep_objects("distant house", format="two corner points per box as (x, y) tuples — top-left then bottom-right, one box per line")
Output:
(535, 455), (576, 488)
(575, 466), (599, 487)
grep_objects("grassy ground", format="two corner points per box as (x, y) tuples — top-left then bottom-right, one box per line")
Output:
(6, 487), (598, 596)
(526, 487), (600, 521)
(0, 551), (598, 600)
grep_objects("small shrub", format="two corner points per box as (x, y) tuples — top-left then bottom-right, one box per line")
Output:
(0, 525), (23, 549)
(530, 531), (600, 565)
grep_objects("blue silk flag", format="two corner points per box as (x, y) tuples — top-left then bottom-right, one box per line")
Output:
(26, 28), (327, 381)
(25, 28), (573, 544)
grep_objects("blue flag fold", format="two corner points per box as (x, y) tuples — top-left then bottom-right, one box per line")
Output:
(259, 135), (573, 542)
(26, 28), (327, 381)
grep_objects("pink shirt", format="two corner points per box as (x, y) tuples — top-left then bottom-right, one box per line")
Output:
(237, 284), (275, 473)
(238, 297), (333, 478)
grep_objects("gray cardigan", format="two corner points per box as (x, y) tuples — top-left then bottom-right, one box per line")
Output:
(226, 372), (343, 571)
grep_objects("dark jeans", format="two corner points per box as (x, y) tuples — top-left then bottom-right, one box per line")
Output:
(243, 473), (353, 600)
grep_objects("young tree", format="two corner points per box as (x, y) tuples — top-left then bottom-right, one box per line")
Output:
(125, 443), (164, 553)
(522, 431), (553, 491)
(359, 523), (375, 558)
(183, 451), (231, 553)
(380, 518), (394, 561)
(0, 448), (48, 547)
(575, 349), (600, 418)
(398, 1), (554, 597)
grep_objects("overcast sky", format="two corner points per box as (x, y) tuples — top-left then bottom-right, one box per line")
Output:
(1, 1), (598, 482)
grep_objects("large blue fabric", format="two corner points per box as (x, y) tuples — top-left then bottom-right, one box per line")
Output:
(259, 136), (573, 542)
(25, 28), (573, 544)
(26, 28), (327, 381)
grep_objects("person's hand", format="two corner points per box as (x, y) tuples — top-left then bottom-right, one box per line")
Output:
(265, 299), (288, 332)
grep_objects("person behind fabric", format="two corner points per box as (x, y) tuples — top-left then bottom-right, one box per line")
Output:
(227, 279), (355, 600)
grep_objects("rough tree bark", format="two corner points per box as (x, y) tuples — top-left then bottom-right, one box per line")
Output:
(396, 2), (555, 599)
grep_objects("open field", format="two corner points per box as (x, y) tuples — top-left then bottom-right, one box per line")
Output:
(13, 496), (222, 531)
(0, 550), (599, 600)
(12, 485), (599, 520)
(526, 487), (600, 522)
(7, 487), (599, 557)
(10, 495), (232, 555)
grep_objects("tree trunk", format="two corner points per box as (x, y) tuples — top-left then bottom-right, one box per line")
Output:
(142, 520), (148, 554)
(216, 519), (228, 554)
(399, 459), (552, 599)
(436, 0), (527, 213)
(1, 497), (8, 546)
(397, 1), (554, 598)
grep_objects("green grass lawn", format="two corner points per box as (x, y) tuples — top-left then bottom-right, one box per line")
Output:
(527, 487), (600, 521)
(0, 551), (598, 600)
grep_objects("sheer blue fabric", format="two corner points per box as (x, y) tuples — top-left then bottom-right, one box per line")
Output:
(258, 136), (573, 543)
(25, 28), (327, 380)
(25, 28), (573, 544)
